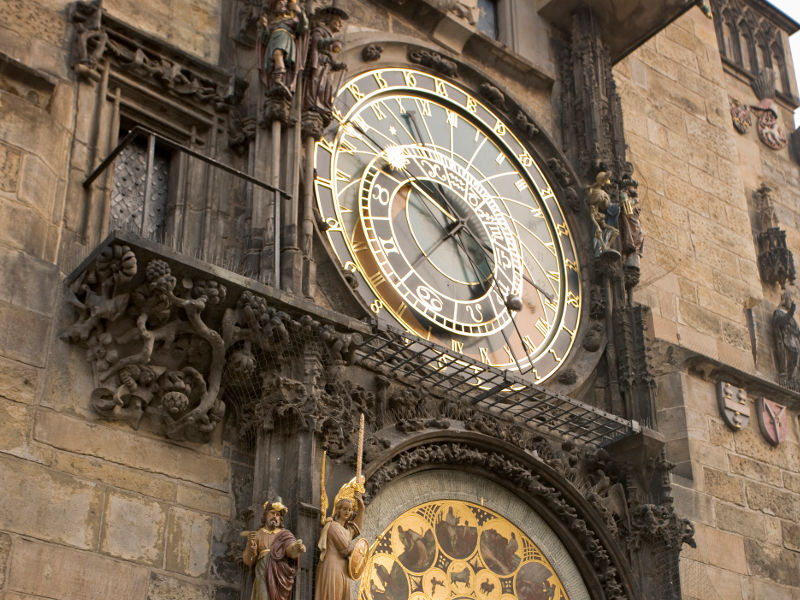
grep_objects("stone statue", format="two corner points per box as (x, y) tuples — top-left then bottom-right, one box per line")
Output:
(73, 0), (108, 76)
(303, 4), (348, 124)
(315, 484), (366, 600)
(243, 499), (307, 600)
(259, 0), (308, 96)
(619, 175), (644, 268)
(587, 171), (618, 256)
(772, 290), (800, 383)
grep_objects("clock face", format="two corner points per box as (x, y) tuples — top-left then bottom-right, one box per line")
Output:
(314, 68), (581, 382)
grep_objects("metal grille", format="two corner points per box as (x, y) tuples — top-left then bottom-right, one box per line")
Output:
(110, 138), (168, 238)
(356, 323), (639, 447)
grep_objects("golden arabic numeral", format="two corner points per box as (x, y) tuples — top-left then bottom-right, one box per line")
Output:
(566, 290), (580, 307)
(403, 70), (418, 87)
(466, 96), (477, 113)
(373, 72), (389, 88)
(370, 299), (383, 314)
(343, 261), (358, 272)
(566, 259), (578, 272)
(435, 78), (448, 97)
(451, 339), (464, 353)
(493, 120), (506, 135)
(518, 152), (533, 167)
(371, 183), (391, 206)
(348, 83), (364, 100)
(535, 318), (549, 337)
(556, 222), (570, 236)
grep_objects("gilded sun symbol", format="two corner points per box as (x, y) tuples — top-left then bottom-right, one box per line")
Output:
(385, 145), (408, 170)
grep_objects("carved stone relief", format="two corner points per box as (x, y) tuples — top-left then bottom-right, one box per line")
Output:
(716, 380), (750, 430)
(71, 0), (233, 109)
(754, 185), (795, 288)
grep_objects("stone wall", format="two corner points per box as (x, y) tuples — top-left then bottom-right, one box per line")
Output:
(0, 3), (246, 599)
(616, 7), (800, 599)
(615, 9), (763, 372)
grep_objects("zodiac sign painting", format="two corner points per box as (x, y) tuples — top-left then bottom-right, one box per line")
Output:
(359, 500), (570, 600)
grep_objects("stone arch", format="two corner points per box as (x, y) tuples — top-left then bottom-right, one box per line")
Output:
(362, 431), (639, 600)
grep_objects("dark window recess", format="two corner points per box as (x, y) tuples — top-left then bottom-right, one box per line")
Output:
(476, 0), (499, 39)
(111, 126), (170, 239)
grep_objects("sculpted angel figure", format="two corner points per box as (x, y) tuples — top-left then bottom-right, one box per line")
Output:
(315, 484), (366, 600)
(242, 499), (306, 600)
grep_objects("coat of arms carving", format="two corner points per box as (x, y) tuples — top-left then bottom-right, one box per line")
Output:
(729, 98), (752, 134)
(756, 397), (787, 446)
(717, 381), (749, 431)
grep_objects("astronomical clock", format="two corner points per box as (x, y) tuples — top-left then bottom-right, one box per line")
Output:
(315, 68), (582, 383)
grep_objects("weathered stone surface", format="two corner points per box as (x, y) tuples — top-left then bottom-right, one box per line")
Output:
(746, 481), (798, 520)
(0, 143), (21, 192)
(0, 531), (10, 589)
(18, 154), (57, 219)
(743, 538), (800, 587)
(734, 425), (800, 471)
(0, 454), (103, 549)
(101, 492), (167, 565)
(0, 353), (40, 404)
(147, 573), (212, 600)
(33, 410), (229, 490)
(0, 301), (52, 367)
(0, 91), (70, 174)
(671, 481), (715, 526)
(166, 507), (212, 577)
(176, 484), (232, 517)
(681, 522), (747, 573)
(728, 454), (783, 487)
(714, 501), (766, 541)
(707, 417), (734, 449)
(782, 520), (800, 552)
(52, 451), (178, 503)
(680, 560), (744, 600)
(0, 247), (59, 315)
(784, 471), (800, 494)
(7, 537), (149, 599)
(702, 467), (745, 504)
(741, 577), (796, 600)
(0, 397), (30, 456)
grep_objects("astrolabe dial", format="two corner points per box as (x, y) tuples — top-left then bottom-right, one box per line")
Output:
(314, 68), (582, 382)
(358, 500), (570, 600)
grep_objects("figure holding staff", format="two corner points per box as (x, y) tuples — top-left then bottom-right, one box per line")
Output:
(315, 414), (369, 600)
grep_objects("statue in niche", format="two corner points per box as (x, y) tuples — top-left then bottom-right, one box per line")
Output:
(587, 171), (619, 256)
(772, 290), (800, 385)
(242, 499), (307, 600)
(619, 174), (644, 268)
(303, 4), (348, 124)
(258, 0), (309, 96)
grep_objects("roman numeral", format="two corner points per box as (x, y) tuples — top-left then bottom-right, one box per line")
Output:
(535, 318), (549, 336)
(515, 179), (527, 191)
(446, 110), (458, 128)
(373, 72), (389, 88)
(370, 103), (386, 120)
(451, 339), (464, 353)
(522, 335), (536, 353)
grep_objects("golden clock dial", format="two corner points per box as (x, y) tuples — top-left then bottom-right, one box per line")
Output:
(360, 500), (571, 600)
(314, 69), (581, 382)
